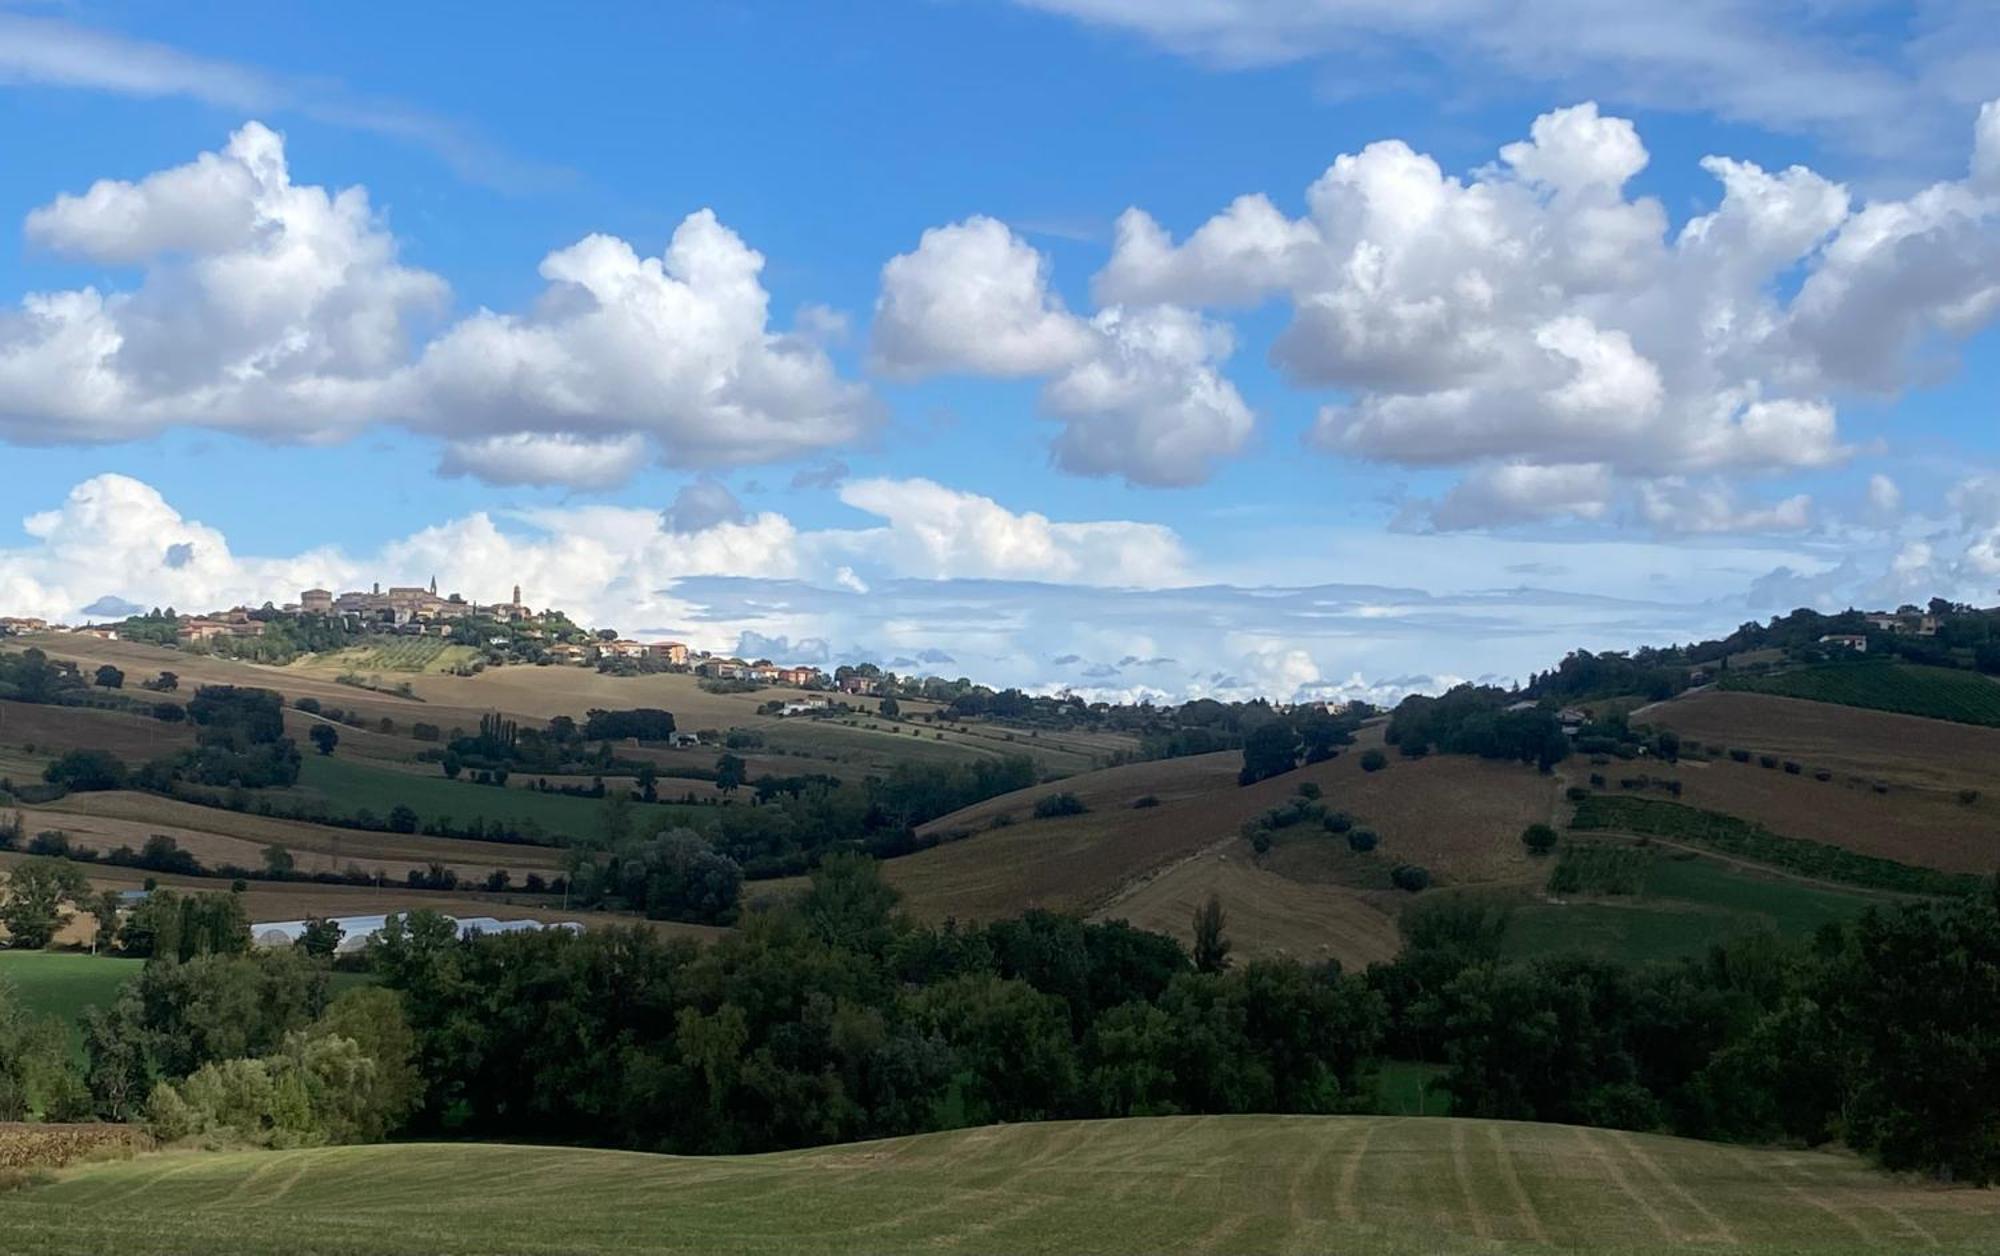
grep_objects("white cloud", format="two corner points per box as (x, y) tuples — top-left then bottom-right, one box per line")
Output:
(870, 215), (1096, 378)
(1093, 100), (2000, 516)
(0, 125), (873, 483)
(438, 433), (649, 490)
(833, 477), (1189, 586)
(873, 216), (1253, 486)
(1635, 479), (1811, 534)
(1011, 1), (1979, 157)
(400, 212), (876, 467)
(1427, 462), (1613, 530)
(1042, 305), (1253, 486)
(662, 477), (746, 534)
(1867, 473), (1902, 517)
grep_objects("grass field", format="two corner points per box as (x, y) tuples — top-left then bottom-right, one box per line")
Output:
(1570, 795), (1985, 897)
(1718, 661), (2000, 727)
(7, 1116), (1996, 1254)
(293, 755), (707, 841)
(305, 641), (482, 674)
(0, 951), (140, 1027)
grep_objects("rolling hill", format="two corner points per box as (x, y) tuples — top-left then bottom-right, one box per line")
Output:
(6, 1116), (1994, 1254)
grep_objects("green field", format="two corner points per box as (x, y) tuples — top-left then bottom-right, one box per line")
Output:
(1508, 850), (1886, 965)
(305, 641), (483, 674)
(6, 1116), (1993, 1254)
(0, 951), (141, 1030)
(1718, 661), (2000, 727)
(292, 755), (707, 842)
(1570, 794), (1985, 897)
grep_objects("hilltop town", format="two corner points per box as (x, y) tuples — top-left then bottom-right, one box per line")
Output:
(0, 579), (858, 694)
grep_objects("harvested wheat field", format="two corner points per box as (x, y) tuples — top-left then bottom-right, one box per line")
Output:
(0, 698), (197, 762)
(7, 1116), (1998, 1254)
(1641, 689), (2000, 792)
(1092, 841), (1401, 969)
(872, 738), (1556, 940)
(35, 792), (563, 877)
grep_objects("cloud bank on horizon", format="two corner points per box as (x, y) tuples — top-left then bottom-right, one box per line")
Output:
(2, 6), (1998, 701)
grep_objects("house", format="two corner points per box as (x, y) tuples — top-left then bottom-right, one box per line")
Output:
(776, 666), (820, 688)
(780, 697), (832, 716)
(73, 625), (121, 641)
(646, 640), (690, 666)
(839, 675), (879, 696)
(604, 639), (648, 660)
(1558, 707), (1588, 734)
(1503, 699), (1538, 713)
(750, 663), (781, 683)
(300, 588), (334, 614)
(0, 617), (48, 635)
(1819, 633), (1869, 653)
(548, 643), (588, 664)
(667, 731), (701, 749)
(1863, 613), (1940, 637)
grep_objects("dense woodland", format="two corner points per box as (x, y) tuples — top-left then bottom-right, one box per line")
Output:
(0, 857), (1992, 1184)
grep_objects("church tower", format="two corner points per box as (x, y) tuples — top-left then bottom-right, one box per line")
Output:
(513, 584), (522, 607)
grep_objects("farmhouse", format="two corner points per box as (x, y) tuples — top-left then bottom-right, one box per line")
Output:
(1820, 633), (1869, 652)
(646, 640), (690, 666)
(1863, 612), (1940, 636)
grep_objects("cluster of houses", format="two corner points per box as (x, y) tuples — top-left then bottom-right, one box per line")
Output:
(297, 580), (541, 632)
(1818, 611), (1943, 654)
(591, 637), (832, 688)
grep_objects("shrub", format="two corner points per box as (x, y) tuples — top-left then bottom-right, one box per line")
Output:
(1359, 749), (1388, 773)
(1323, 811), (1353, 834)
(1565, 786), (1589, 802)
(1346, 827), (1378, 853)
(1813, 769), (1833, 782)
(1782, 761), (1802, 775)
(1295, 782), (1322, 800)
(1390, 864), (1431, 892)
(1729, 748), (1751, 763)
(1959, 788), (1981, 805)
(1588, 773), (1606, 788)
(1251, 830), (1273, 855)
(1130, 795), (1160, 809)
(1032, 792), (1087, 819)
(1521, 823), (1559, 855)
(1872, 781), (1890, 794)
(1758, 755), (1779, 770)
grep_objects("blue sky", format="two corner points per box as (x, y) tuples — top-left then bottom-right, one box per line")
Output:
(2, 2), (1997, 701)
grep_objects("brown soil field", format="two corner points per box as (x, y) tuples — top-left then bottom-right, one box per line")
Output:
(0, 699), (196, 761)
(868, 737), (1558, 942)
(1600, 759), (2000, 875)
(1640, 689), (2000, 792)
(0, 1124), (143, 1171)
(1091, 839), (1400, 970)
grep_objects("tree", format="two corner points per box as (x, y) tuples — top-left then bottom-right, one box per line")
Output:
(89, 889), (123, 955)
(297, 917), (344, 958)
(263, 844), (296, 877)
(94, 664), (124, 689)
(1238, 720), (1299, 786)
(714, 753), (746, 795)
(44, 747), (128, 792)
(387, 805), (419, 835)
(1359, 749), (1388, 773)
(1, 859), (90, 949)
(600, 792), (633, 848)
(879, 695), (901, 719)
(1392, 864), (1431, 892)
(1192, 893), (1230, 974)
(309, 724), (339, 756)
(154, 702), (186, 723)
(1520, 823), (1559, 856)
(154, 671), (179, 692)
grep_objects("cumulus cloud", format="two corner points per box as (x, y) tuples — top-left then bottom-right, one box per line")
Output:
(438, 433), (649, 490)
(1094, 99), (2000, 513)
(0, 124), (872, 483)
(872, 216), (1253, 486)
(1635, 480), (1812, 535)
(663, 477), (746, 534)
(1427, 462), (1613, 530)
(834, 477), (1189, 585)
(1866, 473), (1902, 518)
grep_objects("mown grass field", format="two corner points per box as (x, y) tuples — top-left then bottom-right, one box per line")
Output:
(7, 1116), (1996, 1254)
(1718, 661), (2000, 728)
(0, 951), (139, 1027)
(292, 755), (707, 841)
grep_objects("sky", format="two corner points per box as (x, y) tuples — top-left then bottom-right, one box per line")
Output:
(1, 1), (1997, 703)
